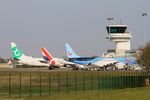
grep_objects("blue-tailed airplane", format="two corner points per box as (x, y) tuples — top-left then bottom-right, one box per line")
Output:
(65, 43), (137, 70)
(65, 43), (117, 69)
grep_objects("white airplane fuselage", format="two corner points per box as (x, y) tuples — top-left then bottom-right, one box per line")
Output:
(91, 58), (117, 67)
(17, 56), (49, 67)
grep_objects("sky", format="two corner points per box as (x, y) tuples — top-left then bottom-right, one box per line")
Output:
(0, 0), (150, 58)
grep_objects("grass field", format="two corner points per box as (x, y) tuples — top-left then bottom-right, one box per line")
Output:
(1, 87), (150, 100)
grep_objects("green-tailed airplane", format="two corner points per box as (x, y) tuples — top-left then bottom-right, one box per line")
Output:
(11, 42), (49, 67)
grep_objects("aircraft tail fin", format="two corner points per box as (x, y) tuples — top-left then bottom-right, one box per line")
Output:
(65, 43), (80, 58)
(11, 42), (25, 59)
(41, 48), (54, 62)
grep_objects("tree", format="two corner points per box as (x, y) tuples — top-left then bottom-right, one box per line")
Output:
(0, 57), (4, 63)
(138, 42), (150, 74)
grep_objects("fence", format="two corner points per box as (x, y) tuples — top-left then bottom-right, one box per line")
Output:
(0, 71), (147, 97)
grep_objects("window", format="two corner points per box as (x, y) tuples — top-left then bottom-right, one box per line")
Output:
(106, 27), (127, 33)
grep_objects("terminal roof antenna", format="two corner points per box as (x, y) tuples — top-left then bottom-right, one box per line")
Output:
(119, 13), (122, 25)
(119, 18), (122, 25)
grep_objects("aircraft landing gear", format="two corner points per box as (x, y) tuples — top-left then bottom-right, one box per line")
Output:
(73, 67), (78, 70)
(48, 65), (54, 70)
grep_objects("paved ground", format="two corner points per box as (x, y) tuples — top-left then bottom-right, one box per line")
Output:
(0, 64), (73, 72)
(0, 64), (12, 68)
(0, 64), (142, 72)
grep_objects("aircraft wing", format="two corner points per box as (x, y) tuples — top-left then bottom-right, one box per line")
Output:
(91, 60), (118, 67)
(65, 62), (85, 69)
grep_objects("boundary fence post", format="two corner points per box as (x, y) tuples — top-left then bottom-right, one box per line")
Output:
(48, 73), (51, 95)
(8, 72), (11, 97)
(58, 72), (60, 94)
(29, 73), (32, 96)
(83, 72), (85, 92)
(98, 72), (100, 91)
(91, 72), (92, 91)
(39, 73), (41, 96)
(66, 72), (68, 94)
(19, 72), (21, 98)
(75, 72), (77, 93)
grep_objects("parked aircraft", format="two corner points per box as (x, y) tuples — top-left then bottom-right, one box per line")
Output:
(116, 57), (137, 65)
(114, 57), (137, 70)
(11, 42), (49, 67)
(65, 43), (117, 70)
(65, 43), (139, 70)
(41, 47), (86, 70)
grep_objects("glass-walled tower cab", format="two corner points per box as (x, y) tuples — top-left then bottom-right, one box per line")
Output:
(106, 25), (127, 34)
(106, 25), (132, 51)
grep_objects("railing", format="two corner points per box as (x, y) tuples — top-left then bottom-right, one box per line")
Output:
(0, 71), (146, 98)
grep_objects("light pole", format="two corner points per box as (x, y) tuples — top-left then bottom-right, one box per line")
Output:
(142, 13), (147, 45)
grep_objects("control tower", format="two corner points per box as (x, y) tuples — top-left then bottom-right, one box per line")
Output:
(106, 25), (132, 50)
